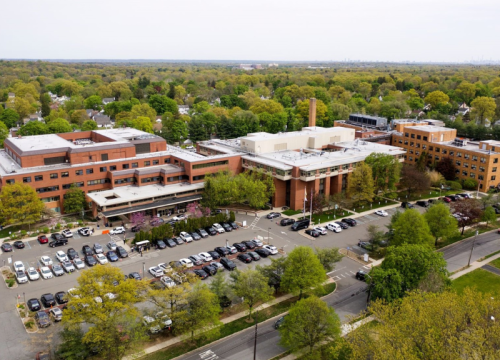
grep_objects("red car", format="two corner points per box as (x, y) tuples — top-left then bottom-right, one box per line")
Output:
(441, 197), (451, 203)
(38, 235), (49, 244)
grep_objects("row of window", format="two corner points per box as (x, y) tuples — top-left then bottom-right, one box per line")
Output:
(300, 164), (354, 178)
(404, 133), (428, 141)
(192, 160), (229, 169)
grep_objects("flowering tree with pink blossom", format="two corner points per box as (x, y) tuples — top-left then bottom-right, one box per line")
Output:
(130, 211), (146, 226)
(186, 202), (204, 218)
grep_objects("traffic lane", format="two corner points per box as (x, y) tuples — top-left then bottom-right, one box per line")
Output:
(327, 257), (370, 287)
(324, 281), (368, 321)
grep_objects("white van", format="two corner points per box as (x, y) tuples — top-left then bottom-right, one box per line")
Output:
(212, 223), (225, 234)
(326, 222), (342, 233)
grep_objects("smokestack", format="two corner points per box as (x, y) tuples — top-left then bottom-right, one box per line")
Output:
(309, 98), (317, 127)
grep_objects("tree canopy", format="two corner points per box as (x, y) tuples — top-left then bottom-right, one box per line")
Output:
(0, 183), (45, 227)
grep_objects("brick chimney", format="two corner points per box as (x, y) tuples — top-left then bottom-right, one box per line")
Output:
(309, 98), (317, 127)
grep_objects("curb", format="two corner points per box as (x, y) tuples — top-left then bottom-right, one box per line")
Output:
(437, 228), (498, 252)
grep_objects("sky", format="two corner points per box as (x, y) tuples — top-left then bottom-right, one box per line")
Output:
(1, 0), (499, 63)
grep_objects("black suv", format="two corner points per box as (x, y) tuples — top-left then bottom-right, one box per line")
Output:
(116, 246), (128, 258)
(356, 270), (368, 281)
(280, 218), (295, 226)
(35, 311), (50, 328)
(233, 243), (247, 252)
(342, 218), (357, 226)
(82, 245), (93, 256)
(401, 202), (414, 209)
(67, 248), (79, 260)
(40, 293), (56, 308)
(416, 200), (429, 207)
(222, 223), (232, 232)
(243, 241), (256, 249)
(51, 233), (64, 241)
(214, 247), (230, 256)
(49, 239), (68, 248)
(205, 227), (217, 236)
(220, 257), (236, 271)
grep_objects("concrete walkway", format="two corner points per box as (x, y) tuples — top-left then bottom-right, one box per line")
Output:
(481, 264), (500, 276)
(450, 252), (500, 280)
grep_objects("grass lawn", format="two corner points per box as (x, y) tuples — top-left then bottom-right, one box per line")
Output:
(436, 224), (498, 249)
(281, 209), (303, 216)
(489, 258), (500, 269)
(298, 211), (354, 225)
(141, 283), (336, 360)
(394, 189), (459, 202)
(343, 197), (398, 213)
(452, 268), (500, 297)
(0, 225), (23, 239)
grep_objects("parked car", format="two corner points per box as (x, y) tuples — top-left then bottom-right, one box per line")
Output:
(49, 239), (68, 248)
(82, 245), (93, 256)
(13, 260), (25, 273)
(55, 251), (68, 263)
(198, 252), (213, 262)
(335, 221), (349, 229)
(243, 241), (256, 250)
(166, 239), (177, 248)
(49, 307), (63, 322)
(356, 270), (368, 281)
(179, 258), (194, 268)
(160, 276), (176, 288)
(61, 229), (73, 238)
(61, 261), (76, 273)
(207, 250), (221, 260)
(197, 228), (209, 238)
(448, 195), (459, 201)
(1, 243), (13, 252)
(212, 223), (225, 234)
(401, 202), (414, 208)
(78, 227), (92, 236)
(274, 315), (287, 329)
(55, 291), (68, 304)
(15, 270), (28, 284)
(416, 200), (429, 207)
(129, 272), (142, 280)
(255, 248), (271, 257)
(110, 226), (126, 235)
(40, 255), (53, 266)
(27, 267), (40, 281)
(441, 197), (452, 203)
(158, 263), (172, 273)
(40, 267), (53, 279)
(210, 262), (224, 272)
(107, 251), (119, 262)
(188, 255), (203, 266)
(326, 222), (342, 232)
(85, 255), (97, 267)
(202, 265), (217, 276)
(131, 224), (142, 232)
(237, 253), (253, 263)
(155, 240), (167, 249)
(374, 210), (389, 217)
(13, 240), (25, 249)
(313, 226), (327, 235)
(35, 311), (51, 328)
(291, 219), (310, 231)
(41, 293), (56, 308)
(52, 264), (64, 276)
(149, 266), (164, 278)
(172, 214), (187, 222)
(107, 241), (117, 251)
(194, 269), (209, 280)
(190, 232), (201, 241)
(263, 245), (278, 255)
(73, 257), (85, 269)
(247, 251), (261, 261)
(67, 248), (79, 260)
(143, 316), (161, 334)
(220, 257), (237, 271)
(173, 237), (184, 245)
(267, 212), (281, 219)
(27, 298), (41, 312)
(358, 241), (373, 251)
(459, 193), (471, 199)
(179, 232), (193, 243)
(214, 247), (230, 256)
(342, 218), (357, 226)
(156, 311), (172, 329)
(116, 246), (128, 258)
(233, 243), (247, 252)
(230, 222), (239, 230)
(204, 227), (217, 236)
(280, 218), (295, 226)
(252, 239), (264, 247)
(93, 243), (104, 254)
(51, 233), (65, 241)
(305, 229), (320, 237)
(96, 253), (108, 265)
(221, 223), (233, 232)
(37, 235), (49, 244)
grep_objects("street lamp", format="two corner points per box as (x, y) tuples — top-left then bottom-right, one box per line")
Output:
(267, 228), (271, 244)
(253, 311), (258, 360)
(467, 230), (479, 267)
(142, 262), (146, 277)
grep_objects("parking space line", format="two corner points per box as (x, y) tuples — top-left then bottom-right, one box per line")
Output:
(25, 242), (32, 250)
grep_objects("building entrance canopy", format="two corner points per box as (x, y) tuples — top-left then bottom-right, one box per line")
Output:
(101, 194), (201, 217)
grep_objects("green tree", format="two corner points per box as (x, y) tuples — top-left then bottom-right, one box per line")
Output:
(367, 267), (403, 302)
(392, 209), (434, 247)
(399, 164), (431, 197)
(0, 183), (45, 227)
(167, 119), (188, 143)
(130, 103), (157, 122)
(63, 184), (87, 213)
(81, 119), (98, 131)
(0, 121), (8, 147)
(471, 96), (496, 125)
(482, 206), (497, 226)
(0, 108), (20, 128)
(188, 116), (209, 142)
(47, 118), (73, 133)
(424, 90), (449, 109)
(56, 327), (90, 360)
(381, 244), (449, 291)
(131, 116), (153, 133)
(424, 203), (458, 246)
(208, 272), (231, 305)
(249, 99), (284, 115)
(364, 153), (402, 193)
(149, 94), (179, 115)
(18, 121), (48, 136)
(40, 93), (51, 118)
(315, 247), (343, 272)
(282, 246), (326, 299)
(84, 95), (102, 110)
(231, 269), (273, 319)
(232, 110), (259, 137)
(279, 296), (341, 355)
(347, 162), (375, 205)
(456, 81), (476, 104)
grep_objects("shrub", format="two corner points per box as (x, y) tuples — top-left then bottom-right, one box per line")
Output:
(78, 220), (84, 226)
(25, 321), (34, 329)
(41, 226), (49, 234)
(20, 230), (27, 237)
(229, 211), (236, 222)
(55, 223), (61, 230)
(446, 180), (462, 191)
(384, 192), (398, 200)
(462, 179), (478, 190)
(6, 279), (14, 287)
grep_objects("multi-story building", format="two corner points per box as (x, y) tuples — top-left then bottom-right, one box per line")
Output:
(391, 124), (500, 190)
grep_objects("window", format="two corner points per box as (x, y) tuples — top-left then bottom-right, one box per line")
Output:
(492, 176), (497, 181)
(34, 175), (43, 181)
(456, 161), (461, 166)
(132, 162), (138, 168)
(457, 152), (462, 158)
(429, 146), (434, 151)
(404, 140), (409, 145)
(464, 154), (469, 159)
(144, 161), (150, 166)
(409, 156), (413, 161)
(114, 177), (136, 185)
(61, 172), (69, 177)
(41, 196), (60, 203)
(167, 175), (190, 182)
(411, 134), (415, 139)
(423, 136), (428, 141)
(410, 142), (414, 147)
(36, 185), (60, 193)
(193, 175), (205, 181)
(435, 147), (440, 153)
(472, 155), (478, 161)
(442, 149), (447, 154)
(89, 156), (92, 161)
(23, 177), (31, 183)
(6, 179), (14, 184)
(493, 167), (497, 173)
(462, 170), (468, 176)
(495, 158), (499, 164)
(86, 169), (93, 174)
(87, 179), (111, 186)
(423, 144), (427, 150)
(435, 156), (440, 161)
(464, 162), (468, 168)
(63, 182), (83, 189)
(75, 170), (83, 176)
(141, 176), (161, 183)
(153, 160), (159, 165)
(416, 151), (420, 156)
(480, 157), (486, 163)
(449, 151), (454, 156)
(493, 147), (496, 152)
(101, 154), (108, 161)
(122, 164), (130, 169)
(100, 167), (107, 172)
(472, 164), (476, 170)
(417, 135), (421, 140)
(193, 160), (229, 169)
(416, 143), (421, 148)
(405, 133), (409, 137)
(409, 150), (414, 154)
(164, 158), (171, 164)
(399, 140), (403, 144)
(110, 165), (116, 171)
(50, 173), (58, 179)
(479, 167), (485, 172)
(470, 172), (476, 179)
(479, 175), (484, 180)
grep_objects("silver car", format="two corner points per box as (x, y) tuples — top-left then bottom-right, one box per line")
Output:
(49, 307), (63, 322)
(73, 258), (85, 270)
(210, 262), (225, 271)
(61, 261), (76, 273)
(93, 243), (103, 254)
(52, 264), (64, 277)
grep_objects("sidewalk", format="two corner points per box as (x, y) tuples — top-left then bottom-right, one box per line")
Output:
(449, 252), (500, 280)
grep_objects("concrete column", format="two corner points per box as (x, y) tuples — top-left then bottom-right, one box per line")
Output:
(324, 176), (331, 197)
(272, 178), (287, 208)
(331, 175), (342, 194)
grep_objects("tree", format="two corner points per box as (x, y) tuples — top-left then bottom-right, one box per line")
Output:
(70, 109), (90, 126)
(188, 116), (209, 142)
(367, 267), (403, 302)
(131, 116), (153, 133)
(451, 198), (483, 234)
(84, 95), (102, 110)
(0, 183), (45, 227)
(231, 269), (273, 319)
(281, 246), (326, 299)
(315, 247), (343, 272)
(56, 326), (91, 360)
(40, 93), (51, 118)
(130, 103), (157, 122)
(279, 296), (341, 355)
(311, 193), (327, 215)
(471, 96), (496, 125)
(231, 110), (259, 137)
(399, 164), (430, 197)
(208, 272), (231, 305)
(0, 121), (8, 147)
(381, 244), (449, 292)
(435, 156), (457, 180)
(81, 119), (98, 131)
(479, 191), (497, 210)
(366, 224), (386, 247)
(62, 266), (149, 360)
(296, 99), (328, 124)
(364, 153), (401, 193)
(18, 120), (48, 136)
(391, 209), (434, 247)
(7, 97), (34, 119)
(346, 289), (500, 360)
(424, 203), (458, 246)
(149, 94), (179, 115)
(249, 99), (284, 115)
(424, 90), (449, 109)
(256, 256), (288, 292)
(347, 162), (375, 205)
(0, 108), (20, 128)
(167, 119), (188, 143)
(482, 206), (497, 226)
(63, 184), (87, 213)
(47, 118), (73, 133)
(456, 81), (476, 104)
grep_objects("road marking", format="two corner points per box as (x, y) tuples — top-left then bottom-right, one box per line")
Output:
(340, 274), (345, 278)
(25, 242), (32, 250)
(363, 265), (371, 269)
(349, 271), (356, 274)
(199, 350), (218, 359)
(332, 275), (341, 281)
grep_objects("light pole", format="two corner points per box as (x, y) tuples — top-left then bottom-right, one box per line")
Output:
(23, 292), (25, 304)
(142, 262), (146, 277)
(467, 230), (479, 267)
(253, 311), (258, 360)
(267, 227), (271, 244)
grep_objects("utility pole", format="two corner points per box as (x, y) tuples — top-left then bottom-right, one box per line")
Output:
(467, 230), (479, 267)
(253, 312), (258, 360)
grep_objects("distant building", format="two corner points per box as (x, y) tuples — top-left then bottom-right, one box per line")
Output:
(8, 92), (15, 98)
(102, 98), (115, 105)
(347, 114), (388, 129)
(178, 105), (190, 115)
(457, 102), (470, 116)
(268, 63), (279, 67)
(239, 64), (262, 71)
(92, 114), (113, 128)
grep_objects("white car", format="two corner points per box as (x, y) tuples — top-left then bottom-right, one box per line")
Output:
(73, 258), (85, 269)
(160, 276), (176, 288)
(172, 214), (187, 222)
(107, 241), (117, 251)
(93, 243), (103, 254)
(212, 223), (225, 234)
(326, 222), (342, 233)
(27, 267), (40, 281)
(313, 227), (327, 235)
(40, 256), (53, 266)
(149, 266), (164, 278)
(263, 245), (278, 255)
(179, 232), (193, 243)
(104, 293), (117, 300)
(56, 250), (68, 263)
(16, 271), (28, 284)
(13, 261), (25, 273)
(210, 262), (224, 271)
(252, 239), (263, 247)
(78, 227), (91, 236)
(156, 311), (172, 328)
(61, 229), (73, 238)
(143, 316), (161, 334)
(179, 258), (194, 268)
(62, 261), (76, 273)
(110, 226), (126, 235)
(40, 266), (53, 279)
(158, 263), (172, 273)
(198, 252), (213, 262)
(96, 253), (108, 265)
(375, 210), (389, 217)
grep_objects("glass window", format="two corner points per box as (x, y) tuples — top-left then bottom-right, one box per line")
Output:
(410, 142), (414, 147)
(405, 133), (409, 137)
(463, 163), (468, 168)
(470, 172), (476, 179)
(449, 151), (454, 156)
(471, 164), (476, 170)
(429, 146), (434, 151)
(456, 161), (461, 166)
(36, 185), (59, 193)
(100, 167), (107, 172)
(493, 167), (497, 173)
(132, 162), (138, 168)
(409, 156), (413, 161)
(153, 160), (159, 165)
(144, 161), (151, 166)
(23, 177), (31, 183)
(86, 169), (93, 174)
(495, 158), (498, 164)
(435, 147), (440, 153)
(6, 179), (14, 184)
(50, 173), (58, 179)
(35, 175), (43, 181)
(122, 164), (130, 169)
(479, 175), (484, 180)
(410, 134), (415, 138)
(416, 143), (420, 148)
(404, 140), (408, 145)
(462, 170), (468, 176)
(472, 155), (478, 161)
(492, 176), (496, 181)
(423, 136), (428, 141)
(422, 145), (427, 150)
(110, 165), (116, 171)
(61, 172), (69, 177)
(417, 135), (421, 140)
(192, 160), (229, 169)
(479, 167), (485, 172)
(480, 157), (486, 163)
(464, 154), (469, 159)
(101, 154), (108, 161)
(75, 170), (83, 175)
(164, 158), (171, 164)
(435, 156), (439, 161)
(457, 152), (462, 158)
(442, 149), (447, 154)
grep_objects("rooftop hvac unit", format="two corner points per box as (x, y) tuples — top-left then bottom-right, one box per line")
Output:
(453, 138), (468, 147)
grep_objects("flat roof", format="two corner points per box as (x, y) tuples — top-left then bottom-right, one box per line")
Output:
(102, 194), (202, 217)
(240, 126), (352, 142)
(405, 125), (455, 133)
(87, 182), (205, 207)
